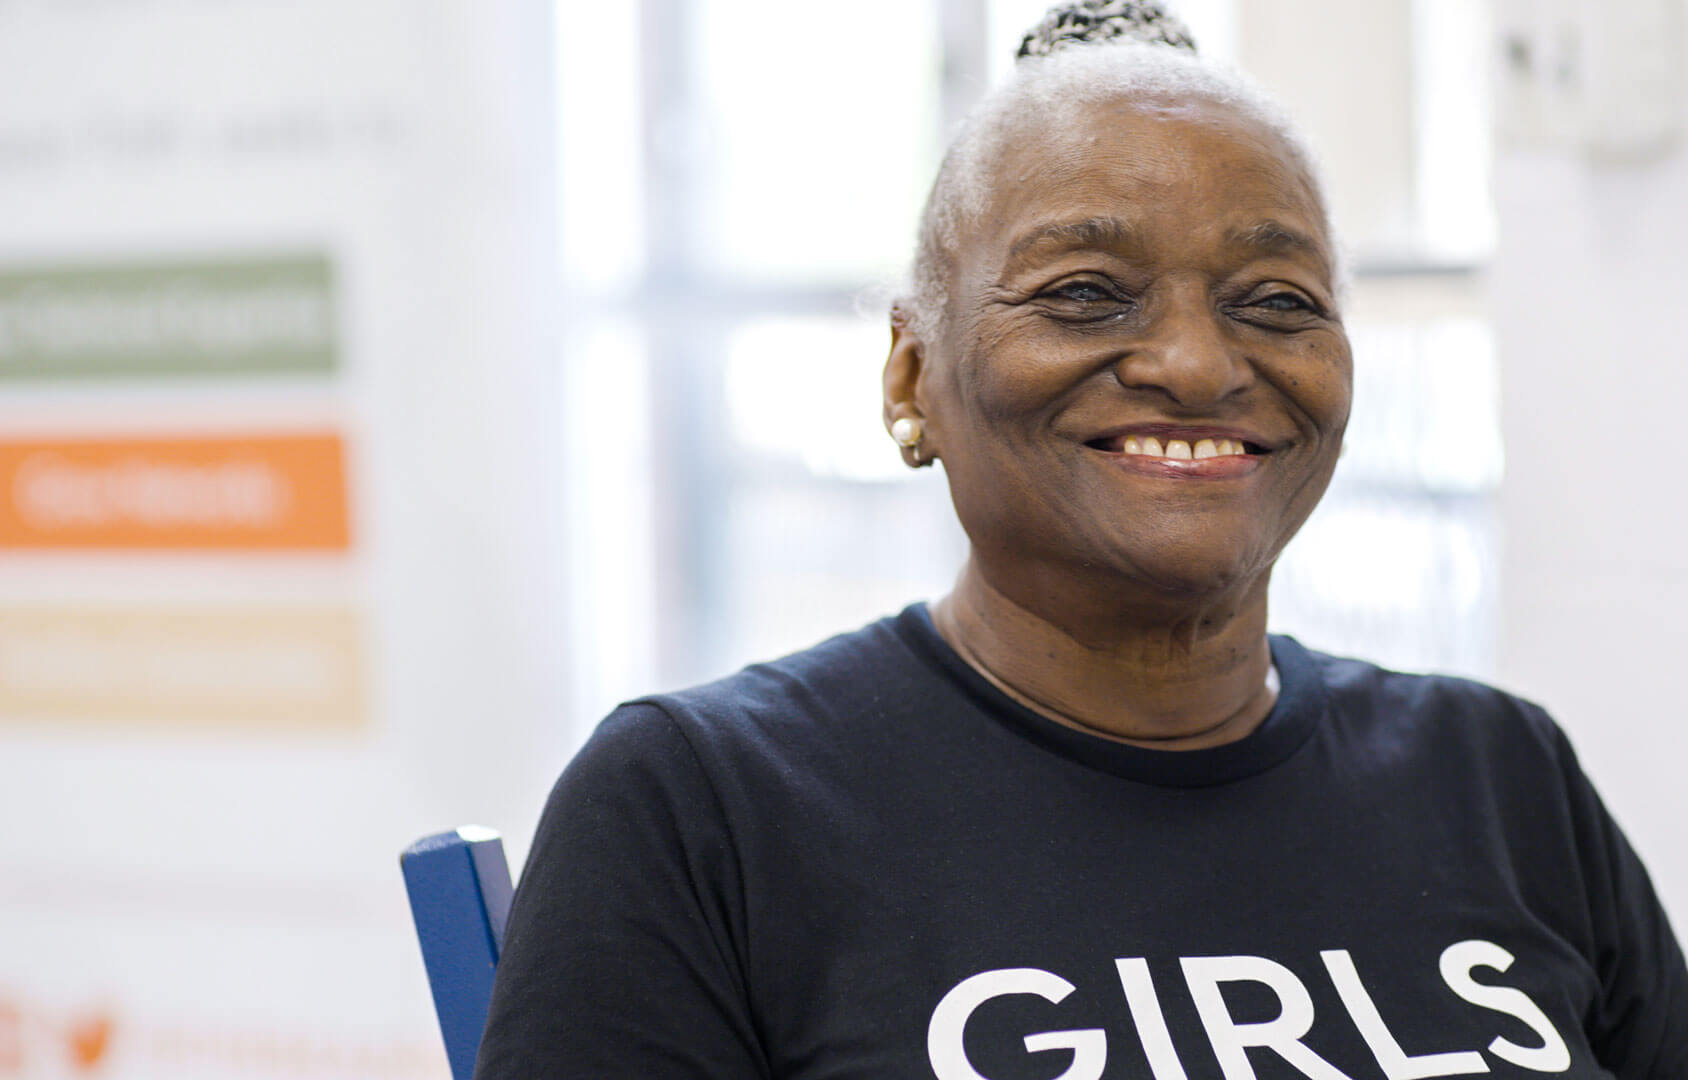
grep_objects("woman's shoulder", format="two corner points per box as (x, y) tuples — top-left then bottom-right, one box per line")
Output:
(586, 605), (939, 772)
(1290, 636), (1571, 765)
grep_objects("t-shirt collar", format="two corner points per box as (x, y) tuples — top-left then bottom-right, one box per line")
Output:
(894, 602), (1326, 788)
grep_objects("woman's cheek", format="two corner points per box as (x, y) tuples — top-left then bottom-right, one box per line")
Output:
(1287, 336), (1353, 427)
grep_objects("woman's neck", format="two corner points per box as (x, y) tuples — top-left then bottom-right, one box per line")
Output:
(930, 559), (1278, 750)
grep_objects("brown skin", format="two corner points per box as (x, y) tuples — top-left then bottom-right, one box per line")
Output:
(884, 98), (1352, 749)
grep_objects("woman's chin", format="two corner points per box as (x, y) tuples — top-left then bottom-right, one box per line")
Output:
(1110, 546), (1271, 605)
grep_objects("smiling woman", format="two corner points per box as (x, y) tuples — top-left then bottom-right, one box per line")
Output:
(478, 2), (1688, 1076)
(890, 95), (1352, 750)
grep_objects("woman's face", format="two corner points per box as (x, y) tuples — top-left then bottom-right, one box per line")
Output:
(909, 98), (1351, 612)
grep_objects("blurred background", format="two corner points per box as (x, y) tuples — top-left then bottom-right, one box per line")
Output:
(0, 0), (1682, 1075)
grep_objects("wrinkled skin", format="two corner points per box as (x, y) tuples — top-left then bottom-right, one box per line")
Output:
(884, 98), (1351, 748)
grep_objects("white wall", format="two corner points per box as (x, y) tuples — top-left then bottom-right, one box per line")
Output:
(1493, 111), (1688, 924)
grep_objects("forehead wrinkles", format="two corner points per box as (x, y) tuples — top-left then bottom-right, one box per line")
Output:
(972, 104), (1326, 261)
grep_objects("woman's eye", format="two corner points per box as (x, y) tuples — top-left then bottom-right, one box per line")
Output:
(1038, 280), (1123, 306)
(1033, 280), (1134, 325)
(1254, 292), (1313, 313)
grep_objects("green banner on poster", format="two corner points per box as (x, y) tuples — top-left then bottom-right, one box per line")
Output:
(0, 254), (336, 378)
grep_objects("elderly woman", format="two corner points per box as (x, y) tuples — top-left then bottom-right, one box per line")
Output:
(475, 3), (1687, 1076)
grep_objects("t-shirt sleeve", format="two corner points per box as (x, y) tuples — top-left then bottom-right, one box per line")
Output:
(1550, 721), (1688, 1076)
(472, 703), (767, 1079)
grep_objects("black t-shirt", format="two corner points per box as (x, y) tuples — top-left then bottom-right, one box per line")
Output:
(475, 605), (1688, 1078)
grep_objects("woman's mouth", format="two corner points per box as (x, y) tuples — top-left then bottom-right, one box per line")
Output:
(1114, 435), (1259, 459)
(1084, 432), (1272, 477)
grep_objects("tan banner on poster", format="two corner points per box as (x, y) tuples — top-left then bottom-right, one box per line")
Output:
(0, 607), (364, 730)
(0, 433), (351, 551)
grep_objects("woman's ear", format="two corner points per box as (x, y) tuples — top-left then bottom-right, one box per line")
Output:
(884, 307), (936, 467)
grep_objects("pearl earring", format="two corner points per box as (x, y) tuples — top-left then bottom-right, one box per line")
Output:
(891, 417), (922, 448)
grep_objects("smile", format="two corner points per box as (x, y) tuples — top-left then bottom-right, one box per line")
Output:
(1084, 429), (1272, 478)
(1119, 436), (1252, 460)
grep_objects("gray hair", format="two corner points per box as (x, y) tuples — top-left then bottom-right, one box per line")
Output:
(897, 42), (1339, 342)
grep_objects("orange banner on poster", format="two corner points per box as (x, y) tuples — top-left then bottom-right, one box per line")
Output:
(0, 433), (350, 550)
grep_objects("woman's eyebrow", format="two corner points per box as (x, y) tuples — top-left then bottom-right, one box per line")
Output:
(1224, 220), (1331, 273)
(1005, 216), (1141, 265)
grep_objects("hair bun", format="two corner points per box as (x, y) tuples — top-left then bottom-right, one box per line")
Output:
(1017, 0), (1198, 60)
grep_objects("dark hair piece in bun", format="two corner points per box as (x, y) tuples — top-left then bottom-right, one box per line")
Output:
(1017, 0), (1198, 60)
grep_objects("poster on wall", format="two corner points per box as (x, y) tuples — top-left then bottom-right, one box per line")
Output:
(0, 2), (563, 1077)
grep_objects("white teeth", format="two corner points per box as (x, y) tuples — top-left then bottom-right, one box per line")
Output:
(1116, 435), (1252, 459)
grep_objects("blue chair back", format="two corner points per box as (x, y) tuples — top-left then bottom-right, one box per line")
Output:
(400, 826), (514, 1080)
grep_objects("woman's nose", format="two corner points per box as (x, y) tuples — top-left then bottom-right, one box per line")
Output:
(1112, 297), (1253, 409)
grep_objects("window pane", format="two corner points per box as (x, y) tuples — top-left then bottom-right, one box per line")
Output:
(1412, 0), (1496, 260)
(691, 0), (941, 283)
(1271, 495), (1496, 676)
(1344, 317), (1502, 493)
(721, 475), (966, 668)
(724, 314), (902, 481)
(556, 0), (643, 290)
(1272, 295), (1502, 677)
